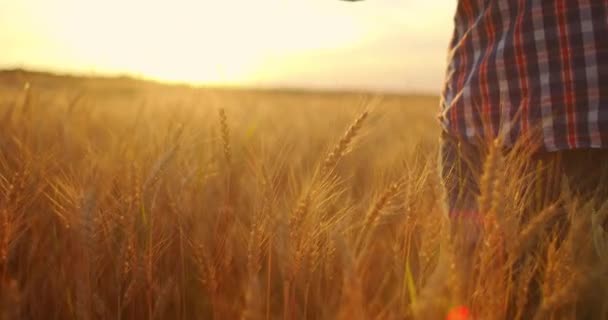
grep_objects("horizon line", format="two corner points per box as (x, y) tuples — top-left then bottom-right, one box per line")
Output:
(0, 66), (441, 97)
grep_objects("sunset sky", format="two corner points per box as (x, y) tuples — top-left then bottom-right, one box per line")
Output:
(0, 0), (456, 93)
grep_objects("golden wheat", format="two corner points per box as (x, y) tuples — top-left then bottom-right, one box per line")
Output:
(0, 73), (605, 319)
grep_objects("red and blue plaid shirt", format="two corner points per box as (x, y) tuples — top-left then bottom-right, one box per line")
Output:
(440, 0), (608, 151)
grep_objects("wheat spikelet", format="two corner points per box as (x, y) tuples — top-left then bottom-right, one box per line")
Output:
(534, 270), (596, 320)
(3, 171), (19, 205)
(0, 170), (25, 266)
(122, 230), (143, 309)
(509, 203), (558, 261)
(286, 188), (313, 287)
(513, 258), (539, 320)
(563, 200), (594, 263)
(311, 233), (323, 273)
(247, 220), (260, 277)
(122, 215), (139, 279)
(541, 236), (560, 293)
(487, 142), (519, 241)
(193, 240), (221, 319)
(218, 108), (232, 165)
(324, 235), (338, 282)
(472, 140), (507, 306)
(358, 180), (403, 252)
(478, 138), (503, 216)
(470, 138), (514, 317)
(247, 215), (268, 276)
(143, 144), (178, 191)
(79, 188), (97, 251)
(289, 192), (311, 238)
(321, 110), (368, 176)
(19, 81), (32, 116)
(130, 163), (143, 213)
(591, 199), (608, 262)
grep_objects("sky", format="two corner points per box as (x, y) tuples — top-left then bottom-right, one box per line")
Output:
(0, 0), (456, 93)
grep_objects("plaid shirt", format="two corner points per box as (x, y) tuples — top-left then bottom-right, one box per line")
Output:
(440, 0), (608, 151)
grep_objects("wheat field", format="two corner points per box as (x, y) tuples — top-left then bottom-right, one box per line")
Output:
(0, 71), (607, 320)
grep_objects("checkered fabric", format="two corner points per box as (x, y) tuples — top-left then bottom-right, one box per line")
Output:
(440, 0), (608, 151)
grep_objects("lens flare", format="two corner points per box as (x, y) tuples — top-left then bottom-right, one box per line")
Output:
(446, 305), (471, 320)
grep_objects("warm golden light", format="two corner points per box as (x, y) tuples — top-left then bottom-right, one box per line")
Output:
(1, 0), (455, 91)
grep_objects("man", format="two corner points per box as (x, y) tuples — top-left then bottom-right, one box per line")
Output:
(439, 0), (608, 220)
(344, 0), (607, 316)
(341, 0), (607, 223)
(438, 2), (608, 317)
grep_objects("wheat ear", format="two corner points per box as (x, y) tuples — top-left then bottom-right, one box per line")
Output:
(321, 111), (368, 176)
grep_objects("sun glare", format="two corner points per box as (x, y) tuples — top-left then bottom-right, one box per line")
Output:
(39, 0), (368, 85)
(1, 0), (455, 91)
